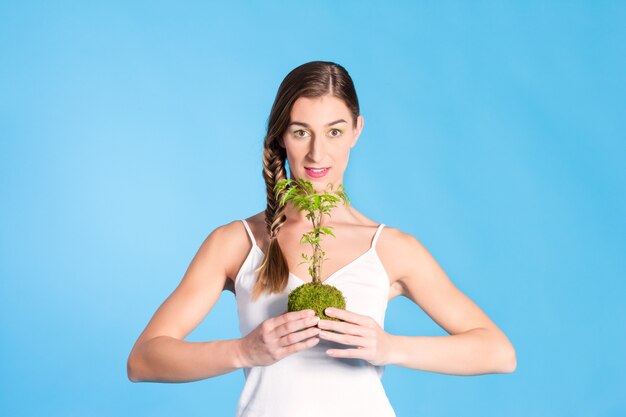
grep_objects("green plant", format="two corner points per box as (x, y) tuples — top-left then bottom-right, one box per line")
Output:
(274, 178), (350, 321)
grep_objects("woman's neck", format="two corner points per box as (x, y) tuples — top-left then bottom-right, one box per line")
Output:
(282, 199), (354, 226)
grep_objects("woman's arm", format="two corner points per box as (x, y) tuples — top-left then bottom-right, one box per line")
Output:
(380, 228), (517, 376)
(127, 222), (248, 382)
(128, 336), (245, 383)
(389, 328), (515, 375)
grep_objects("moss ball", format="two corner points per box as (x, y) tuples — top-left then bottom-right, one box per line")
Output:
(288, 282), (346, 321)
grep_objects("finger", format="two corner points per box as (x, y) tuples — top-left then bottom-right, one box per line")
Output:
(280, 334), (320, 357)
(318, 319), (370, 337)
(277, 329), (321, 356)
(319, 330), (367, 348)
(326, 347), (363, 358)
(279, 326), (321, 347)
(270, 309), (315, 332)
(273, 315), (320, 338)
(324, 307), (370, 326)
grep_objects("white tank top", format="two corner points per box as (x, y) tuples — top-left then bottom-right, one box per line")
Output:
(234, 219), (396, 417)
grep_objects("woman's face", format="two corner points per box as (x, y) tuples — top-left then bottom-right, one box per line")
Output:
(279, 94), (364, 193)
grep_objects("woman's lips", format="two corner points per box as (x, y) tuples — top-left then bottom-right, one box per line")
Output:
(304, 167), (330, 178)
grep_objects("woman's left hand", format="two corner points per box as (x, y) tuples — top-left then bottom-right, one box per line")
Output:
(317, 307), (396, 366)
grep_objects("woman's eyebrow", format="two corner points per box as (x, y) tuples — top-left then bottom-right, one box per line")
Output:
(288, 119), (347, 128)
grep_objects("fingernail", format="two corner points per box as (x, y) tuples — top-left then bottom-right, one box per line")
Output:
(325, 307), (333, 314)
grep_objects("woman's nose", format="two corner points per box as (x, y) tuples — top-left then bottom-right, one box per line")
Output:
(307, 137), (325, 161)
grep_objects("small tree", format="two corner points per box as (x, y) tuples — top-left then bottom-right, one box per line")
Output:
(274, 178), (350, 321)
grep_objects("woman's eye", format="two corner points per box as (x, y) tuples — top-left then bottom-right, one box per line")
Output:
(292, 129), (341, 138)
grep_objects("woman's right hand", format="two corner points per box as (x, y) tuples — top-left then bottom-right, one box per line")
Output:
(238, 309), (321, 367)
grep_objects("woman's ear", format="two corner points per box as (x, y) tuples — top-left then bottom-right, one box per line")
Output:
(351, 114), (364, 148)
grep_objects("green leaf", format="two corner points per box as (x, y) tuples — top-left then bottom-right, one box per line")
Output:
(320, 226), (335, 237)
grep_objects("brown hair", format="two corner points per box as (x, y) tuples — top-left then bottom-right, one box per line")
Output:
(251, 60), (360, 301)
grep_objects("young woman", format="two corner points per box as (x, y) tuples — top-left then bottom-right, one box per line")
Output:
(127, 61), (516, 417)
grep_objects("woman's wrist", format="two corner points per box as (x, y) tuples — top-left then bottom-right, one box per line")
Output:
(233, 337), (250, 369)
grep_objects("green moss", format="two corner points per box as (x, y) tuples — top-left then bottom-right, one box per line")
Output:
(288, 282), (346, 321)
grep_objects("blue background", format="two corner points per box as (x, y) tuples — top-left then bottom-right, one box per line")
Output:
(1, 1), (624, 416)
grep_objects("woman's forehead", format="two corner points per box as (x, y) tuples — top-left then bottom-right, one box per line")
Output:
(290, 95), (351, 124)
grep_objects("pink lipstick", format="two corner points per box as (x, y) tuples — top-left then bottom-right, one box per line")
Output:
(305, 167), (330, 178)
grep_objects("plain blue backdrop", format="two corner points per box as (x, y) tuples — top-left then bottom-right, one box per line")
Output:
(1, 1), (624, 416)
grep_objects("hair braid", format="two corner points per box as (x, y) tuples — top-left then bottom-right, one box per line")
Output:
(251, 140), (290, 301)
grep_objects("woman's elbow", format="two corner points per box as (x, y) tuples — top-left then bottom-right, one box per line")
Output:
(498, 341), (517, 373)
(127, 352), (142, 382)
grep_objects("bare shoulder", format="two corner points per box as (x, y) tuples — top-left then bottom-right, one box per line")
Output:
(215, 215), (264, 288)
(194, 220), (245, 287)
(374, 225), (420, 299)
(376, 225), (426, 267)
(242, 211), (267, 232)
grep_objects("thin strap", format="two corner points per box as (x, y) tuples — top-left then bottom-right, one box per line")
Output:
(371, 223), (385, 248)
(240, 219), (258, 248)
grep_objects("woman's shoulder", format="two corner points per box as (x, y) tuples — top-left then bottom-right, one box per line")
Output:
(209, 211), (265, 238)
(206, 217), (250, 243)
(242, 211), (267, 228)
(203, 215), (264, 283)
(360, 220), (429, 288)
(345, 210), (411, 245)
